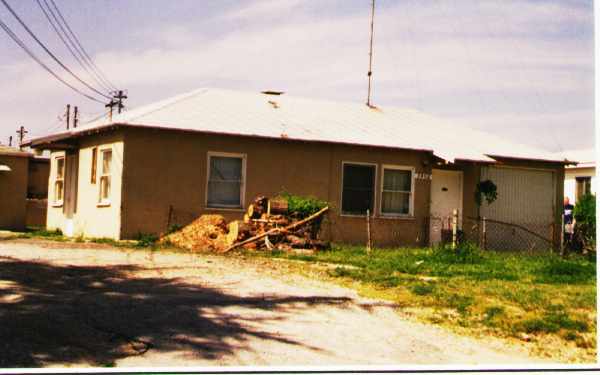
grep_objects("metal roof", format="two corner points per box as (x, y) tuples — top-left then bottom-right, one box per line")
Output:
(28, 88), (565, 164)
(553, 148), (596, 168)
(0, 145), (31, 157)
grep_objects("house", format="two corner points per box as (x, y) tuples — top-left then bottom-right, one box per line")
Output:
(0, 145), (50, 230)
(555, 148), (596, 204)
(24, 88), (568, 248)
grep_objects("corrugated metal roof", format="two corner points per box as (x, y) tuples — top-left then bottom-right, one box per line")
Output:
(32, 88), (564, 163)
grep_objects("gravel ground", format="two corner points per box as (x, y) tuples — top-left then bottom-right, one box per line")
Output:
(0, 239), (552, 367)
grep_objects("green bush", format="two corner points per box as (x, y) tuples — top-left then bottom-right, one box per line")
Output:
(573, 193), (596, 253)
(432, 242), (485, 264)
(136, 233), (158, 247)
(278, 192), (328, 218)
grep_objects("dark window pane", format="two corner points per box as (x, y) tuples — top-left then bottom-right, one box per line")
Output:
(342, 164), (375, 214)
(208, 156), (243, 207)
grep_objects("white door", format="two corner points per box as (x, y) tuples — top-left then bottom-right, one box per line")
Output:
(430, 169), (463, 245)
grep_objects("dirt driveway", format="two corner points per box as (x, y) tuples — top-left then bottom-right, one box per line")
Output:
(0, 239), (550, 367)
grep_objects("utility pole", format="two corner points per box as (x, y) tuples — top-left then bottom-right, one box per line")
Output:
(16, 126), (28, 149)
(366, 0), (376, 107)
(105, 99), (116, 122)
(73, 106), (79, 128)
(65, 104), (71, 130)
(8, 135), (12, 147)
(114, 90), (127, 114)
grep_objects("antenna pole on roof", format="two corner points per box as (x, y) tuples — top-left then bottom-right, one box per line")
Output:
(366, 0), (375, 108)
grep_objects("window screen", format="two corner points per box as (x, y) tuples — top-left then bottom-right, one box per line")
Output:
(342, 163), (375, 215)
(207, 155), (243, 207)
(381, 168), (412, 215)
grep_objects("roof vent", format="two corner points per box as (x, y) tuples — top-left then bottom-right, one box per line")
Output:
(261, 90), (284, 95)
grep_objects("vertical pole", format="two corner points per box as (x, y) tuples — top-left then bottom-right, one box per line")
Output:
(66, 104), (71, 130)
(451, 209), (458, 250)
(73, 106), (78, 128)
(482, 216), (487, 250)
(366, 0), (375, 107)
(366, 209), (372, 254)
(8, 136), (12, 147)
(560, 213), (565, 256)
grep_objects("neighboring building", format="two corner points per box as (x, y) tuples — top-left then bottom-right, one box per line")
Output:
(0, 145), (49, 230)
(25, 88), (568, 248)
(555, 148), (596, 204)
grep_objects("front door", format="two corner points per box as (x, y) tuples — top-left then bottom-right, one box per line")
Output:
(429, 169), (463, 245)
(63, 151), (79, 236)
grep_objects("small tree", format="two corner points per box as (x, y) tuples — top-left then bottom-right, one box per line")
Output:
(475, 180), (498, 206)
(573, 193), (596, 254)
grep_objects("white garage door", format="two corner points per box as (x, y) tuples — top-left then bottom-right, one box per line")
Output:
(480, 166), (556, 250)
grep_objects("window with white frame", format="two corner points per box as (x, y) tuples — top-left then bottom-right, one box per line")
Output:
(381, 166), (413, 216)
(207, 153), (245, 208)
(53, 156), (65, 205)
(341, 163), (376, 215)
(98, 149), (112, 204)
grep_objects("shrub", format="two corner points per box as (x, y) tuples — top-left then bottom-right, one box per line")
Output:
(136, 233), (158, 247)
(278, 192), (328, 218)
(432, 242), (485, 264)
(573, 194), (596, 253)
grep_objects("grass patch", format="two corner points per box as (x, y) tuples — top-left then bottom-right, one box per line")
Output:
(251, 241), (596, 356)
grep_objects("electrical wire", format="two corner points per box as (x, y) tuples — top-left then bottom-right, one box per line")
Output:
(36, 0), (113, 93)
(1, 0), (111, 100)
(48, 0), (117, 91)
(0, 16), (105, 103)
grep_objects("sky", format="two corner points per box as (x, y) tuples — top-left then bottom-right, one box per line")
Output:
(0, 0), (594, 152)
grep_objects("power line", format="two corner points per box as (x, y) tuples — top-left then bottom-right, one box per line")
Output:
(0, 16), (105, 103)
(1, 0), (111, 100)
(48, 0), (117, 91)
(36, 0), (113, 93)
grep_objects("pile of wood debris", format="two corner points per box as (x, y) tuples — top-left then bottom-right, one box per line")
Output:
(160, 195), (330, 253)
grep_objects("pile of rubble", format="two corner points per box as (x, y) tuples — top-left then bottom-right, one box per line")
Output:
(160, 195), (330, 253)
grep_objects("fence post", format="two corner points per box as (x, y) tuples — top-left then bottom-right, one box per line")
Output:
(482, 216), (487, 250)
(451, 209), (458, 250)
(366, 209), (372, 254)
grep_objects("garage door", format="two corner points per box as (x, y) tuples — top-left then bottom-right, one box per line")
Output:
(480, 166), (556, 251)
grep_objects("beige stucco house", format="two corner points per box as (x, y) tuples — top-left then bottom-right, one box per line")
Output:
(554, 148), (596, 204)
(25, 88), (568, 248)
(0, 146), (50, 230)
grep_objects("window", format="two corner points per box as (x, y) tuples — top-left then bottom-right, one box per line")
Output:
(53, 156), (65, 205)
(576, 176), (592, 200)
(341, 163), (376, 215)
(90, 147), (97, 184)
(98, 149), (112, 204)
(381, 166), (413, 216)
(207, 153), (245, 208)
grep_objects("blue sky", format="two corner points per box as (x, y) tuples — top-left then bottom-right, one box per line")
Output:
(0, 0), (594, 152)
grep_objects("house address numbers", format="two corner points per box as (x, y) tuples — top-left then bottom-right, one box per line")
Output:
(415, 172), (432, 180)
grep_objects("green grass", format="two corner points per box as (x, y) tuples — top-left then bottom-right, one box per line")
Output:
(251, 242), (597, 352)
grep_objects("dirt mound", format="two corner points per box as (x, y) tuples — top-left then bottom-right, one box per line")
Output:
(160, 215), (229, 251)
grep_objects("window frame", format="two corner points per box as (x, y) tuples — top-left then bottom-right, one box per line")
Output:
(576, 176), (592, 200)
(379, 164), (415, 217)
(97, 148), (113, 207)
(52, 155), (65, 207)
(205, 151), (247, 210)
(90, 147), (98, 184)
(340, 161), (378, 217)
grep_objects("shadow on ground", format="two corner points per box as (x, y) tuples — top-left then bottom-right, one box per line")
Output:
(0, 255), (352, 367)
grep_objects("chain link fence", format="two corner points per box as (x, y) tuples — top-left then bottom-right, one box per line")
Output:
(428, 215), (556, 252)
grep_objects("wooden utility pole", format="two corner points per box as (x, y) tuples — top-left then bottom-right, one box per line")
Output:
(16, 126), (28, 149)
(73, 106), (79, 128)
(65, 104), (71, 130)
(114, 90), (127, 114)
(366, 0), (376, 107)
(8, 135), (12, 147)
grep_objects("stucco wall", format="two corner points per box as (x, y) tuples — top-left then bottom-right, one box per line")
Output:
(564, 167), (596, 204)
(121, 128), (433, 246)
(46, 131), (124, 238)
(0, 154), (28, 230)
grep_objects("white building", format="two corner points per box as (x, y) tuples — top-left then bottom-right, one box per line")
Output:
(556, 148), (596, 203)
